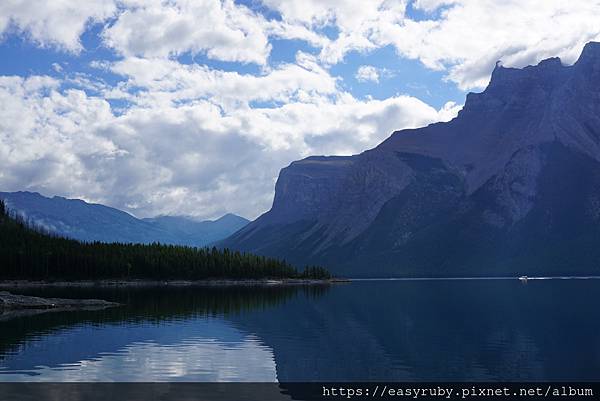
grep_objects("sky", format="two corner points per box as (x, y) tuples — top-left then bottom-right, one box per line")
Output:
(1, 0), (600, 220)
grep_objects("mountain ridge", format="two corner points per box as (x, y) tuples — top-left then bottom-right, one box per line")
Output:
(221, 41), (600, 277)
(0, 191), (249, 247)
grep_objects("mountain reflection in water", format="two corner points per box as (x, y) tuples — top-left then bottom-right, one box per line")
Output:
(1, 279), (600, 381)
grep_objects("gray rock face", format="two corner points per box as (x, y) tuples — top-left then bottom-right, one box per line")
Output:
(268, 156), (355, 224)
(222, 42), (600, 277)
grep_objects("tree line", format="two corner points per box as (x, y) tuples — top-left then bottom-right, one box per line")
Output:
(0, 200), (331, 280)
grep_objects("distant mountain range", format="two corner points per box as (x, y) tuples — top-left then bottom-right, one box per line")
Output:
(221, 42), (600, 278)
(0, 191), (248, 247)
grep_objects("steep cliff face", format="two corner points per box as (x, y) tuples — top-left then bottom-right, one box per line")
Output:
(222, 42), (600, 277)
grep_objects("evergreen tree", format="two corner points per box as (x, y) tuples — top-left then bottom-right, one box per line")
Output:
(0, 200), (331, 280)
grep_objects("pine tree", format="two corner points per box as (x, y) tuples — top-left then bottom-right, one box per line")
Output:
(0, 201), (332, 281)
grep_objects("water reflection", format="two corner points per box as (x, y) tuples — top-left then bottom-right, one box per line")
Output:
(229, 279), (600, 381)
(0, 285), (326, 382)
(1, 322), (277, 381)
(2, 280), (600, 381)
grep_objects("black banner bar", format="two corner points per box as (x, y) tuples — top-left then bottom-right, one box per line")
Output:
(0, 383), (598, 401)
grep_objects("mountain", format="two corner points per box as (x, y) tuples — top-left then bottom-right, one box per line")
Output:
(0, 191), (249, 246)
(0, 198), (321, 281)
(222, 42), (600, 278)
(143, 214), (250, 246)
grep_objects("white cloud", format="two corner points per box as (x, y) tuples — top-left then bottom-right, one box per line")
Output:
(355, 65), (380, 83)
(0, 0), (116, 52)
(51, 63), (63, 73)
(260, 0), (407, 65)
(375, 0), (600, 89)
(411, 0), (458, 13)
(102, 0), (272, 65)
(105, 52), (338, 112)
(0, 72), (458, 219)
(4, 0), (600, 221)
(259, 0), (600, 89)
(436, 101), (462, 122)
(3, 1), (599, 91)
(0, 76), (119, 198)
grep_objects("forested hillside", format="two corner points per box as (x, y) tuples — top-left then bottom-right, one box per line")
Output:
(0, 201), (330, 280)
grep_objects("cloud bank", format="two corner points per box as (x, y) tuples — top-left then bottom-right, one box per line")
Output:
(1, 0), (599, 219)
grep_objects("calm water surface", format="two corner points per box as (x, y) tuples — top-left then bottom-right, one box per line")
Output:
(1, 279), (599, 381)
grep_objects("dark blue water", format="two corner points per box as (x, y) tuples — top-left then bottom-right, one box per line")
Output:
(1, 279), (599, 381)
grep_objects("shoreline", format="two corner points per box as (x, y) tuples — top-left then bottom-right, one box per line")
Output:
(0, 278), (349, 288)
(2, 276), (598, 288)
(351, 276), (600, 281)
(0, 291), (120, 321)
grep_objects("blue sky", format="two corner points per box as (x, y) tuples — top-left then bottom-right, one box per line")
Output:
(0, 15), (464, 109)
(0, 0), (598, 219)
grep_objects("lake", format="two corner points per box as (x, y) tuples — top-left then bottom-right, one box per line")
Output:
(1, 278), (600, 382)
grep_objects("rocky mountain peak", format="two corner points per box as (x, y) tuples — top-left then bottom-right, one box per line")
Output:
(463, 55), (569, 115)
(221, 42), (600, 277)
(577, 41), (600, 63)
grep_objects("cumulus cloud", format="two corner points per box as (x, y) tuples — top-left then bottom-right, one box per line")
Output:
(105, 52), (338, 113)
(411, 0), (459, 13)
(260, 0), (600, 89)
(0, 72), (458, 219)
(0, 0), (116, 52)
(3, 0), (599, 220)
(103, 0), (271, 64)
(375, 0), (600, 89)
(3, 1), (599, 90)
(355, 65), (395, 84)
(355, 65), (380, 83)
(260, 0), (406, 65)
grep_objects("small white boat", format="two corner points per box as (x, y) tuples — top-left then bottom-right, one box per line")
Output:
(519, 276), (528, 282)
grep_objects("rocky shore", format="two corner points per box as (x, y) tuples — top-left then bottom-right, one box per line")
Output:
(0, 291), (120, 310)
(0, 278), (347, 288)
